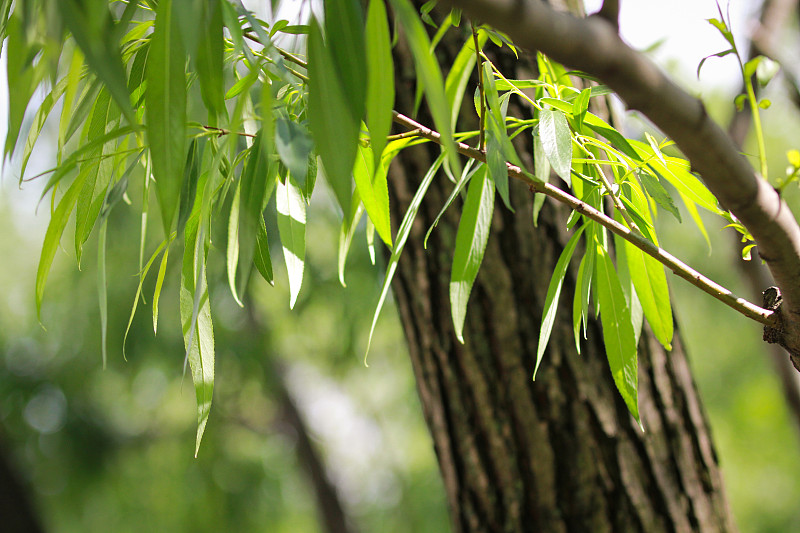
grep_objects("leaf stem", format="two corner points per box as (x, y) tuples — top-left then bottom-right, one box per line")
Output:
(391, 110), (776, 327)
(201, 125), (257, 139)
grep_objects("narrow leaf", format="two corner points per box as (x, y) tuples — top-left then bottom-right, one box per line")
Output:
(352, 143), (392, 246)
(276, 177), (307, 309)
(147, 0), (187, 234)
(595, 243), (639, 424)
(535, 225), (585, 376)
(307, 18), (356, 216)
(180, 216), (215, 457)
(365, 0), (394, 170)
(450, 166), (495, 342)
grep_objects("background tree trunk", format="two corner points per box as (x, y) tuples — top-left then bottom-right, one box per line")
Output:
(386, 7), (737, 532)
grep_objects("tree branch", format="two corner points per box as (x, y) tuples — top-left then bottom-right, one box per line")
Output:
(442, 0), (800, 356)
(392, 111), (775, 327)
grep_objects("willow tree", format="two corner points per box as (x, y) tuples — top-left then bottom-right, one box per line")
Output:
(6, 0), (799, 530)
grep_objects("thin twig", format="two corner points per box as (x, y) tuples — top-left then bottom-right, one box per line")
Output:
(391, 110), (776, 327)
(201, 125), (257, 139)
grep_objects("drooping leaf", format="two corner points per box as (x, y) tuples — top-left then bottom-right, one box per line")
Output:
(532, 132), (549, 225)
(180, 215), (215, 457)
(425, 159), (478, 248)
(539, 107), (572, 185)
(483, 62), (512, 210)
(152, 246), (170, 335)
(237, 127), (273, 298)
(227, 182), (243, 307)
(389, 0), (460, 175)
(254, 215), (274, 285)
(366, 153), (445, 360)
(365, 0), (394, 170)
(307, 18), (356, 216)
(276, 176), (307, 309)
(195, 0), (225, 119)
(275, 117), (313, 184)
(450, 165), (495, 343)
(445, 28), (486, 126)
(36, 174), (87, 319)
(639, 170), (681, 221)
(338, 190), (365, 287)
(58, 0), (135, 126)
(535, 224), (585, 376)
(352, 143), (392, 246)
(595, 242), (639, 425)
(147, 0), (187, 235)
(325, 0), (367, 121)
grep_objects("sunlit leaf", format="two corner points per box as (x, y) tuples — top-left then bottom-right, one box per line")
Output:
(36, 174), (86, 319)
(352, 143), (392, 246)
(595, 242), (639, 425)
(389, 0), (460, 175)
(366, 153), (445, 360)
(276, 176), (307, 309)
(539, 107), (572, 185)
(535, 225), (585, 376)
(180, 215), (215, 457)
(450, 165), (495, 342)
(365, 0), (394, 170)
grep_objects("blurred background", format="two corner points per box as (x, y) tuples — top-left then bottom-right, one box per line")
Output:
(2, 0), (800, 532)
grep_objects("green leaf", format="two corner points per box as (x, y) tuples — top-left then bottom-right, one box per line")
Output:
(366, 153), (445, 360)
(352, 143), (392, 246)
(180, 215), (215, 457)
(254, 215), (274, 285)
(425, 159), (478, 248)
(535, 225), (585, 376)
(483, 62), (512, 210)
(152, 246), (170, 335)
(36, 174), (86, 319)
(276, 176), (307, 309)
(338, 190), (365, 287)
(227, 182), (244, 306)
(58, 0), (135, 126)
(572, 236), (595, 353)
(147, 0), (187, 235)
(95, 219), (109, 370)
(365, 0), (394, 170)
(307, 18), (356, 216)
(4, 14), (42, 160)
(623, 236), (672, 350)
(639, 170), (680, 221)
(389, 0), (460, 175)
(595, 242), (639, 424)
(195, 0), (225, 119)
(450, 165), (495, 342)
(177, 138), (201, 237)
(237, 127), (273, 298)
(22, 76), (68, 180)
(123, 238), (171, 358)
(539, 107), (572, 185)
(572, 87), (591, 131)
(75, 89), (117, 264)
(275, 117), (313, 184)
(532, 132), (549, 226)
(325, 0), (367, 122)
(445, 28), (486, 126)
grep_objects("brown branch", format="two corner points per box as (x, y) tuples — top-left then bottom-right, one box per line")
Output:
(392, 111), (775, 327)
(442, 0), (800, 357)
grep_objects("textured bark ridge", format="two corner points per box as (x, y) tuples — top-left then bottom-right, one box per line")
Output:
(386, 11), (736, 532)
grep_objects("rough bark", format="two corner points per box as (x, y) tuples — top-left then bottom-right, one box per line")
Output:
(386, 9), (737, 532)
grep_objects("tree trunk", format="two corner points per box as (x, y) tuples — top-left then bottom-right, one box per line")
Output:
(386, 9), (737, 532)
